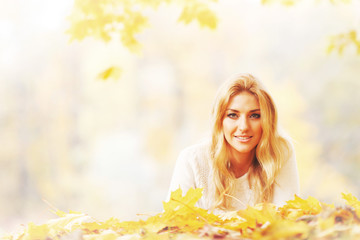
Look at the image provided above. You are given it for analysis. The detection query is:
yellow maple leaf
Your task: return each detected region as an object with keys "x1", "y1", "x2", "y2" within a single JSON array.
[
  {"x1": 178, "y1": 2, "x2": 218, "y2": 29},
  {"x1": 97, "y1": 66, "x2": 122, "y2": 81},
  {"x1": 197, "y1": 7, "x2": 217, "y2": 29},
  {"x1": 261, "y1": 0, "x2": 298, "y2": 6},
  {"x1": 22, "y1": 222, "x2": 49, "y2": 240},
  {"x1": 280, "y1": 195, "x2": 322, "y2": 220},
  {"x1": 120, "y1": 32, "x2": 142, "y2": 54},
  {"x1": 81, "y1": 217, "x2": 123, "y2": 232},
  {"x1": 235, "y1": 203, "x2": 279, "y2": 231},
  {"x1": 342, "y1": 193, "x2": 360, "y2": 217},
  {"x1": 85, "y1": 229, "x2": 118, "y2": 240},
  {"x1": 253, "y1": 219, "x2": 309, "y2": 240},
  {"x1": 160, "y1": 187, "x2": 206, "y2": 228},
  {"x1": 10, "y1": 191, "x2": 360, "y2": 240},
  {"x1": 146, "y1": 188, "x2": 219, "y2": 233},
  {"x1": 117, "y1": 220, "x2": 146, "y2": 235},
  {"x1": 163, "y1": 188, "x2": 203, "y2": 213}
]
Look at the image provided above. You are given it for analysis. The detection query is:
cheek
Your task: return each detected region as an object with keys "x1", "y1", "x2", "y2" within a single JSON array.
[
  {"x1": 257, "y1": 123, "x2": 263, "y2": 136},
  {"x1": 222, "y1": 118, "x2": 233, "y2": 132},
  {"x1": 252, "y1": 121, "x2": 262, "y2": 136}
]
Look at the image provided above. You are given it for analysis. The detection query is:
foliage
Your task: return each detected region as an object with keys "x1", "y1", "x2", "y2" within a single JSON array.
[
  {"x1": 262, "y1": 0, "x2": 359, "y2": 56},
  {"x1": 67, "y1": 0, "x2": 218, "y2": 80},
  {"x1": 4, "y1": 188, "x2": 360, "y2": 240},
  {"x1": 327, "y1": 30, "x2": 360, "y2": 55},
  {"x1": 67, "y1": 0, "x2": 218, "y2": 52},
  {"x1": 262, "y1": 0, "x2": 352, "y2": 5},
  {"x1": 66, "y1": 0, "x2": 359, "y2": 80},
  {"x1": 262, "y1": 0, "x2": 301, "y2": 6}
]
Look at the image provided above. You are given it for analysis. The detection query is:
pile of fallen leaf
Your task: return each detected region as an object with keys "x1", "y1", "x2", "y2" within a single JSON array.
[{"x1": 3, "y1": 189, "x2": 360, "y2": 239}]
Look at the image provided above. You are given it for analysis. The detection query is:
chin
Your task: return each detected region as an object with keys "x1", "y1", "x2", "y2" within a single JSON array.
[{"x1": 233, "y1": 146, "x2": 254, "y2": 154}]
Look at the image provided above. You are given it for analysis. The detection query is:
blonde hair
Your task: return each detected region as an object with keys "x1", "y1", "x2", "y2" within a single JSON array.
[{"x1": 210, "y1": 73, "x2": 291, "y2": 210}]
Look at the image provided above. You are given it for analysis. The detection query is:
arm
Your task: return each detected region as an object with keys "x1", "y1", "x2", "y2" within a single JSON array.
[
  {"x1": 166, "y1": 147, "x2": 197, "y2": 201},
  {"x1": 272, "y1": 144, "x2": 300, "y2": 207}
]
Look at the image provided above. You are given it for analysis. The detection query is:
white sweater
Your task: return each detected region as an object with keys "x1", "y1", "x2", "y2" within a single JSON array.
[{"x1": 167, "y1": 140, "x2": 299, "y2": 211}]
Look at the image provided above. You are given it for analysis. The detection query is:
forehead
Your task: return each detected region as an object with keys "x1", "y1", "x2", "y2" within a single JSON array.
[{"x1": 227, "y1": 91, "x2": 260, "y2": 110}]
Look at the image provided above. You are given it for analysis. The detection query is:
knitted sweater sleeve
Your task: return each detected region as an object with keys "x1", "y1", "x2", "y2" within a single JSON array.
[
  {"x1": 272, "y1": 144, "x2": 300, "y2": 207},
  {"x1": 166, "y1": 147, "x2": 197, "y2": 201}
]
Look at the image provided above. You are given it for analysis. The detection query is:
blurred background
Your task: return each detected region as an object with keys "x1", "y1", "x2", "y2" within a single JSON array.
[{"x1": 1, "y1": 0, "x2": 360, "y2": 233}]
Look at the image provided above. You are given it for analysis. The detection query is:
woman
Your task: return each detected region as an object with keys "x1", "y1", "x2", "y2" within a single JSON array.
[{"x1": 167, "y1": 73, "x2": 299, "y2": 211}]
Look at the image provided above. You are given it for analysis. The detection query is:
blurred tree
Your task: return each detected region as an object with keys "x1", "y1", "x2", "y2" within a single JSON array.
[
  {"x1": 67, "y1": 0, "x2": 218, "y2": 46},
  {"x1": 67, "y1": 0, "x2": 360, "y2": 80},
  {"x1": 263, "y1": 0, "x2": 359, "y2": 55},
  {"x1": 273, "y1": 83, "x2": 358, "y2": 202},
  {"x1": 262, "y1": 0, "x2": 352, "y2": 5},
  {"x1": 66, "y1": 0, "x2": 218, "y2": 80},
  {"x1": 327, "y1": 30, "x2": 360, "y2": 55}
]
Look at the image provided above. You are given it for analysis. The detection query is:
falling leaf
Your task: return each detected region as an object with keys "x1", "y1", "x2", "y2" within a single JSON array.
[{"x1": 97, "y1": 66, "x2": 122, "y2": 81}]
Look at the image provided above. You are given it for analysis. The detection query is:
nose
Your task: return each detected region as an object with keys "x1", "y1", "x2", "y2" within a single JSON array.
[{"x1": 238, "y1": 116, "x2": 249, "y2": 132}]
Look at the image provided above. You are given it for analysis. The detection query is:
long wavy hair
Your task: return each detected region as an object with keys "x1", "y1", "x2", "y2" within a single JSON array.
[{"x1": 210, "y1": 73, "x2": 291, "y2": 210}]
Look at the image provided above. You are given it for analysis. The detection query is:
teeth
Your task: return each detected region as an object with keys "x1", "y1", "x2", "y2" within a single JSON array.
[{"x1": 236, "y1": 136, "x2": 251, "y2": 140}]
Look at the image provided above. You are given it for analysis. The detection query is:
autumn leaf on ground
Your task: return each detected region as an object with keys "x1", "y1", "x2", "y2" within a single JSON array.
[
  {"x1": 342, "y1": 193, "x2": 360, "y2": 217},
  {"x1": 21, "y1": 222, "x2": 50, "y2": 240},
  {"x1": 6, "y1": 190, "x2": 360, "y2": 240},
  {"x1": 163, "y1": 188, "x2": 202, "y2": 213},
  {"x1": 252, "y1": 219, "x2": 310, "y2": 240},
  {"x1": 280, "y1": 195, "x2": 322, "y2": 220},
  {"x1": 11, "y1": 213, "x2": 94, "y2": 240},
  {"x1": 235, "y1": 203, "x2": 279, "y2": 230},
  {"x1": 145, "y1": 188, "x2": 220, "y2": 233}
]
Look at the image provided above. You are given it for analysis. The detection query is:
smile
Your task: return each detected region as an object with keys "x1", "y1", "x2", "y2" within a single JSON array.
[{"x1": 234, "y1": 136, "x2": 252, "y2": 142}]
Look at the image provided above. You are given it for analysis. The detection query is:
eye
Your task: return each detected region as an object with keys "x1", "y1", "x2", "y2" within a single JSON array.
[
  {"x1": 227, "y1": 113, "x2": 238, "y2": 119},
  {"x1": 250, "y1": 113, "x2": 261, "y2": 119}
]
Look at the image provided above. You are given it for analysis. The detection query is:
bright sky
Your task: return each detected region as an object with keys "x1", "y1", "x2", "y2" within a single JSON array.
[{"x1": 0, "y1": 0, "x2": 73, "y2": 68}]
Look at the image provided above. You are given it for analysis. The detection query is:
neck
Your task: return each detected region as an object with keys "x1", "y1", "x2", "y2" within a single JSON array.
[{"x1": 229, "y1": 149, "x2": 255, "y2": 178}]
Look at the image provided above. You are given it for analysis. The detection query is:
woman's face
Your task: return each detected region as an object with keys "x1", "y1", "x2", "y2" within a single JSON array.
[{"x1": 222, "y1": 91, "x2": 263, "y2": 158}]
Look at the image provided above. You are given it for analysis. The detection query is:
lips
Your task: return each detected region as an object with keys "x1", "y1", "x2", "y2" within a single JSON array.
[{"x1": 234, "y1": 135, "x2": 252, "y2": 142}]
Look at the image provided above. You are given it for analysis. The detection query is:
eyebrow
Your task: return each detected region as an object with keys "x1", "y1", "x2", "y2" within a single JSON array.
[{"x1": 226, "y1": 108, "x2": 260, "y2": 113}]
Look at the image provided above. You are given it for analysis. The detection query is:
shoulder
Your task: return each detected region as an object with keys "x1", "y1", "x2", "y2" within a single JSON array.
[
  {"x1": 177, "y1": 139, "x2": 212, "y2": 168},
  {"x1": 179, "y1": 139, "x2": 211, "y2": 158},
  {"x1": 274, "y1": 133, "x2": 299, "y2": 188},
  {"x1": 277, "y1": 130, "x2": 296, "y2": 164}
]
